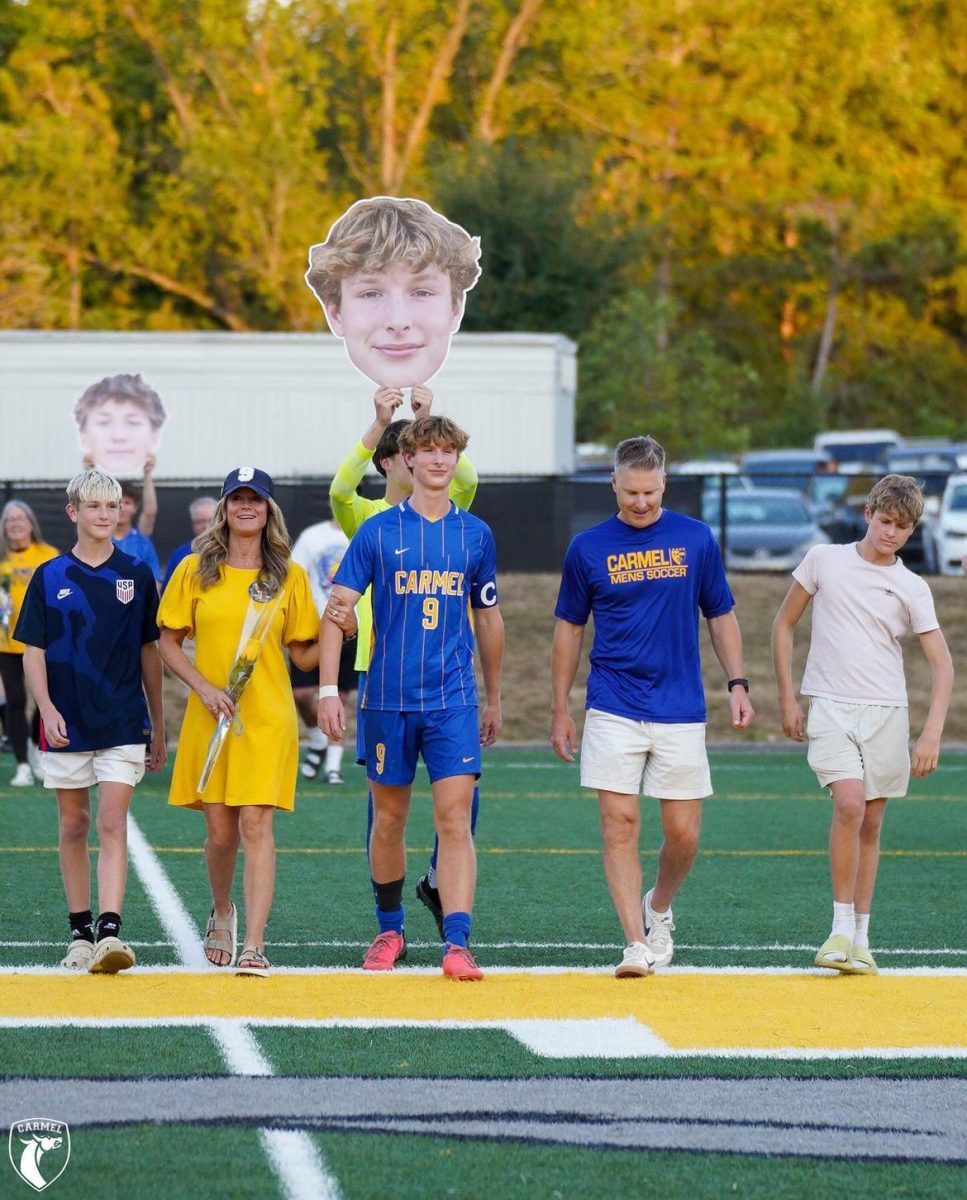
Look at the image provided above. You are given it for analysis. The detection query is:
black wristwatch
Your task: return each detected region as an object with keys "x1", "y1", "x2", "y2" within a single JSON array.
[{"x1": 727, "y1": 677, "x2": 750, "y2": 692}]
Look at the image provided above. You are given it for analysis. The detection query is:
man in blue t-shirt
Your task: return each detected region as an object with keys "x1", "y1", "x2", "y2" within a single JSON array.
[
  {"x1": 550, "y1": 435, "x2": 755, "y2": 979},
  {"x1": 318, "y1": 415, "x2": 504, "y2": 982},
  {"x1": 17, "y1": 468, "x2": 165, "y2": 976}
]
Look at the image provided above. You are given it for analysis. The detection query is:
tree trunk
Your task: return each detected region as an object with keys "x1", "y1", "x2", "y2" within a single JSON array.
[{"x1": 811, "y1": 266, "x2": 839, "y2": 396}]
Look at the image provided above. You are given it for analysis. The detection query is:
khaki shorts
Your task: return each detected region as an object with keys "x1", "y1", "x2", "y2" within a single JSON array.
[
  {"x1": 806, "y1": 697, "x2": 910, "y2": 800},
  {"x1": 42, "y1": 744, "x2": 147, "y2": 791},
  {"x1": 580, "y1": 708, "x2": 712, "y2": 799}
]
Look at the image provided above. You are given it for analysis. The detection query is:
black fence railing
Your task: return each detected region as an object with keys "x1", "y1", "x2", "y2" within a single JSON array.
[{"x1": 1, "y1": 476, "x2": 705, "y2": 575}]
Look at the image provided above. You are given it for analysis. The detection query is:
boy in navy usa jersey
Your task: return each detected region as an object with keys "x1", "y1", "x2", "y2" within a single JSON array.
[
  {"x1": 17, "y1": 469, "x2": 165, "y2": 973},
  {"x1": 318, "y1": 415, "x2": 503, "y2": 980}
]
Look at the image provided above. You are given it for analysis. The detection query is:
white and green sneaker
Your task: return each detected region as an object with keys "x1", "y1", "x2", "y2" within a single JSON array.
[{"x1": 643, "y1": 889, "x2": 675, "y2": 968}]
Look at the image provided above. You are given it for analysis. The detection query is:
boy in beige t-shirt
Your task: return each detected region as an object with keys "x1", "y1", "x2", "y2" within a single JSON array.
[{"x1": 772, "y1": 475, "x2": 953, "y2": 974}]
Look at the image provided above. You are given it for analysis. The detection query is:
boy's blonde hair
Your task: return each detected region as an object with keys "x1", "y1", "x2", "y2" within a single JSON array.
[
  {"x1": 306, "y1": 197, "x2": 481, "y2": 309},
  {"x1": 867, "y1": 474, "x2": 924, "y2": 524},
  {"x1": 67, "y1": 468, "x2": 122, "y2": 508},
  {"x1": 398, "y1": 414, "x2": 469, "y2": 457}
]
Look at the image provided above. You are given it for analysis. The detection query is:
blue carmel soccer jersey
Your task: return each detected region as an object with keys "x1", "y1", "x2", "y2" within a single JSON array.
[
  {"x1": 555, "y1": 510, "x2": 734, "y2": 723},
  {"x1": 15, "y1": 549, "x2": 160, "y2": 752},
  {"x1": 334, "y1": 500, "x2": 498, "y2": 712}
]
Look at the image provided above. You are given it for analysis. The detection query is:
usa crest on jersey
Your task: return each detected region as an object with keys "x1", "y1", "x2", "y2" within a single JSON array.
[{"x1": 116, "y1": 579, "x2": 135, "y2": 605}]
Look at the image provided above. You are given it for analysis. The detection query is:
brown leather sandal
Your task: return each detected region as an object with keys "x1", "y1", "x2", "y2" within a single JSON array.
[
  {"x1": 236, "y1": 945, "x2": 270, "y2": 978},
  {"x1": 203, "y1": 903, "x2": 237, "y2": 967}
]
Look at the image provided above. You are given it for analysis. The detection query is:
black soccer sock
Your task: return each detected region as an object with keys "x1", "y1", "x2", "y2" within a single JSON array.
[
  {"x1": 373, "y1": 878, "x2": 405, "y2": 913},
  {"x1": 69, "y1": 909, "x2": 95, "y2": 945},
  {"x1": 95, "y1": 911, "x2": 122, "y2": 941}
]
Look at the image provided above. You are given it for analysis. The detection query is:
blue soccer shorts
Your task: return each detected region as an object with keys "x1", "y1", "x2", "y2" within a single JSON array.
[{"x1": 363, "y1": 707, "x2": 481, "y2": 786}]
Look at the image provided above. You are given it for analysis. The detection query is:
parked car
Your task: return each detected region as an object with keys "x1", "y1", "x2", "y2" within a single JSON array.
[
  {"x1": 740, "y1": 449, "x2": 828, "y2": 492},
  {"x1": 703, "y1": 487, "x2": 829, "y2": 572},
  {"x1": 818, "y1": 474, "x2": 938, "y2": 574},
  {"x1": 935, "y1": 472, "x2": 967, "y2": 576},
  {"x1": 813, "y1": 429, "x2": 901, "y2": 473}
]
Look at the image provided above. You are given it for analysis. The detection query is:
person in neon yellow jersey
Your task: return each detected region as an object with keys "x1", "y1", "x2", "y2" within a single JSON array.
[{"x1": 328, "y1": 385, "x2": 478, "y2": 938}]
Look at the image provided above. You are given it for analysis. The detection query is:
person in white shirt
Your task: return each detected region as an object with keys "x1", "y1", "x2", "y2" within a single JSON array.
[
  {"x1": 772, "y1": 474, "x2": 953, "y2": 975},
  {"x1": 290, "y1": 512, "x2": 354, "y2": 784}
]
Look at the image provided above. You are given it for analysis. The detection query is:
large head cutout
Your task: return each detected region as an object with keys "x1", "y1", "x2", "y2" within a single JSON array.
[
  {"x1": 74, "y1": 374, "x2": 165, "y2": 478},
  {"x1": 306, "y1": 197, "x2": 481, "y2": 388}
]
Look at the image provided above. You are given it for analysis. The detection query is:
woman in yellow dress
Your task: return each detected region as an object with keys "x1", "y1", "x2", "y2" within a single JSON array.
[
  {"x1": 0, "y1": 501, "x2": 59, "y2": 787},
  {"x1": 159, "y1": 468, "x2": 318, "y2": 977}
]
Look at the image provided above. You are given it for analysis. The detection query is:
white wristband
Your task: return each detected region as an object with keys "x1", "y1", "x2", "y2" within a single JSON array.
[{"x1": 318, "y1": 685, "x2": 339, "y2": 700}]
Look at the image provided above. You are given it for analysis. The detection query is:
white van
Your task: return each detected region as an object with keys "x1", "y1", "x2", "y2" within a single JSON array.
[
  {"x1": 935, "y1": 472, "x2": 967, "y2": 576},
  {"x1": 813, "y1": 429, "x2": 902, "y2": 473}
]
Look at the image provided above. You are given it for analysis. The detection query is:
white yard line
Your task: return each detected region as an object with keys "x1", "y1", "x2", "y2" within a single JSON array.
[
  {"x1": 5, "y1": 962, "x2": 967, "y2": 977},
  {"x1": 3, "y1": 1015, "x2": 967, "y2": 1061},
  {"x1": 126, "y1": 814, "x2": 341, "y2": 1200},
  {"x1": 5, "y1": 937, "x2": 967, "y2": 956}
]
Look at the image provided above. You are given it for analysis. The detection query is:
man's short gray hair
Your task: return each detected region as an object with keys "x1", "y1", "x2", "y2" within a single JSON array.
[{"x1": 614, "y1": 436, "x2": 666, "y2": 474}]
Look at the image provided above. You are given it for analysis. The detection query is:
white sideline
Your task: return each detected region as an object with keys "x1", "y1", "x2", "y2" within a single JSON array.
[
  {"x1": 126, "y1": 814, "x2": 341, "y2": 1200},
  {"x1": 3, "y1": 1016, "x2": 967, "y2": 1061},
  {"x1": 6, "y1": 937, "x2": 967, "y2": 956}
]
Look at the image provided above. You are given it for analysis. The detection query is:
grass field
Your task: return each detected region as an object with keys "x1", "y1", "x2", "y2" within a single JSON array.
[{"x1": 1, "y1": 748, "x2": 965, "y2": 1199}]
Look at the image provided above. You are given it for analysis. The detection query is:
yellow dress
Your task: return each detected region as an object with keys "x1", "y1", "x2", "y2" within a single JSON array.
[{"x1": 159, "y1": 556, "x2": 318, "y2": 811}]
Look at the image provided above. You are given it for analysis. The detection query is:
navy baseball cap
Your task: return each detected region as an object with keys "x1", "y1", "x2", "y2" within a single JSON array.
[{"x1": 221, "y1": 466, "x2": 274, "y2": 500}]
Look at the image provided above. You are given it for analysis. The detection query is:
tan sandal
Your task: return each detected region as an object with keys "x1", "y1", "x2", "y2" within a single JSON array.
[
  {"x1": 236, "y1": 945, "x2": 270, "y2": 978},
  {"x1": 203, "y1": 903, "x2": 237, "y2": 967}
]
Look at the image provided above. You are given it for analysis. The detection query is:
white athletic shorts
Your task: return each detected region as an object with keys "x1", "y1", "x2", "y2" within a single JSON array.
[
  {"x1": 579, "y1": 708, "x2": 712, "y2": 799},
  {"x1": 42, "y1": 744, "x2": 147, "y2": 791},
  {"x1": 806, "y1": 697, "x2": 910, "y2": 800}
]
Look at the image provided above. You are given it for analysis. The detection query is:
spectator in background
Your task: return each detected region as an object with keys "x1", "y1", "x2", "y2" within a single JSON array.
[
  {"x1": 289, "y1": 509, "x2": 354, "y2": 785},
  {"x1": 162, "y1": 496, "x2": 219, "y2": 593},
  {"x1": 0, "y1": 500, "x2": 59, "y2": 787},
  {"x1": 112, "y1": 467, "x2": 161, "y2": 585}
]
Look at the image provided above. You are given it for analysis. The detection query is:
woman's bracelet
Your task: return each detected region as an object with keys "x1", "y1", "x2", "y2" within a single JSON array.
[{"x1": 317, "y1": 684, "x2": 340, "y2": 700}]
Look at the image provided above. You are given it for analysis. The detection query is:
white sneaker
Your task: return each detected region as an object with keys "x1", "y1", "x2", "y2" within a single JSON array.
[
  {"x1": 11, "y1": 763, "x2": 33, "y2": 787},
  {"x1": 27, "y1": 739, "x2": 44, "y2": 782},
  {"x1": 614, "y1": 941, "x2": 655, "y2": 978},
  {"x1": 325, "y1": 769, "x2": 345, "y2": 785},
  {"x1": 643, "y1": 889, "x2": 675, "y2": 968}
]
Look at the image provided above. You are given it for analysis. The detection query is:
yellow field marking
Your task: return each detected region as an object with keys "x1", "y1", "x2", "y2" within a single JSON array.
[{"x1": 1, "y1": 973, "x2": 964, "y2": 1051}]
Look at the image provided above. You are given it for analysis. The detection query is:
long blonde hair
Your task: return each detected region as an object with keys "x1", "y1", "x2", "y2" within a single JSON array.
[{"x1": 193, "y1": 496, "x2": 291, "y2": 594}]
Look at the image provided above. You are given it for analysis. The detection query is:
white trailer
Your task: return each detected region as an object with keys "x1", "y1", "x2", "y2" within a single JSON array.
[{"x1": 0, "y1": 330, "x2": 577, "y2": 481}]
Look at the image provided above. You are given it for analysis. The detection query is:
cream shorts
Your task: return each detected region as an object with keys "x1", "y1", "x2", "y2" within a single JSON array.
[
  {"x1": 806, "y1": 697, "x2": 910, "y2": 800},
  {"x1": 42, "y1": 744, "x2": 147, "y2": 791},
  {"x1": 580, "y1": 708, "x2": 712, "y2": 799}
]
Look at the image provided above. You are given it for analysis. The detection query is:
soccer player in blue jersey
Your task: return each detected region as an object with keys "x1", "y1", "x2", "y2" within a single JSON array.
[
  {"x1": 17, "y1": 469, "x2": 165, "y2": 974},
  {"x1": 318, "y1": 415, "x2": 503, "y2": 981},
  {"x1": 328, "y1": 384, "x2": 481, "y2": 938},
  {"x1": 550, "y1": 436, "x2": 755, "y2": 978}
]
